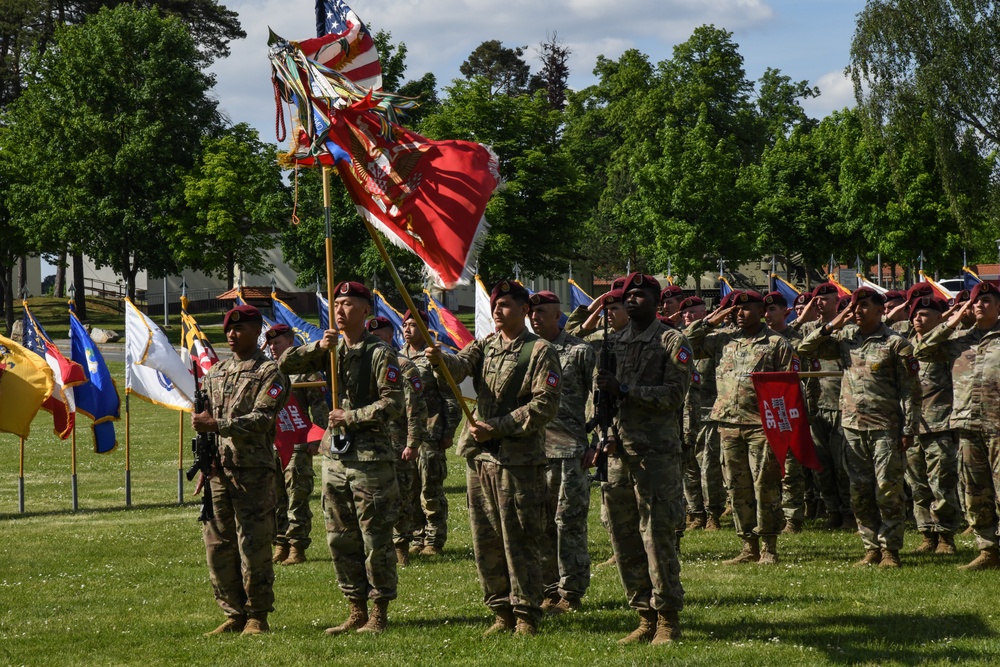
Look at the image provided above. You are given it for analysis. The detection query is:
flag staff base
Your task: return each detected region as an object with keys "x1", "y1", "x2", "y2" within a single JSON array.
[
  {"x1": 125, "y1": 394, "x2": 132, "y2": 509},
  {"x1": 125, "y1": 470, "x2": 132, "y2": 508},
  {"x1": 71, "y1": 428, "x2": 79, "y2": 512},
  {"x1": 19, "y1": 437, "x2": 25, "y2": 513},
  {"x1": 177, "y1": 411, "x2": 184, "y2": 505}
]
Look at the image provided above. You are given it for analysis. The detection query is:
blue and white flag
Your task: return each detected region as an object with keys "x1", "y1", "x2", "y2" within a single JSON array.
[
  {"x1": 317, "y1": 291, "x2": 330, "y2": 330},
  {"x1": 372, "y1": 289, "x2": 406, "y2": 350},
  {"x1": 272, "y1": 295, "x2": 324, "y2": 345}
]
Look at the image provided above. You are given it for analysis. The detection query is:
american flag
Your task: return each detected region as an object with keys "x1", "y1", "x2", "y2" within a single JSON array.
[
  {"x1": 297, "y1": 0, "x2": 382, "y2": 92},
  {"x1": 22, "y1": 304, "x2": 86, "y2": 439}
]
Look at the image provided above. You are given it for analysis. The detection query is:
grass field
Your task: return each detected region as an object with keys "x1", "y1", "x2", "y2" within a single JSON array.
[{"x1": 2, "y1": 362, "x2": 1000, "y2": 665}]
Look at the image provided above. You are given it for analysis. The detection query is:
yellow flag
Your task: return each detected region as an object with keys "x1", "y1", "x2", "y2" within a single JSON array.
[{"x1": 0, "y1": 334, "x2": 55, "y2": 438}]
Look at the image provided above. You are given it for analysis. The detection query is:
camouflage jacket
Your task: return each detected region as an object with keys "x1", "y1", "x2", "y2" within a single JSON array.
[
  {"x1": 687, "y1": 321, "x2": 796, "y2": 426},
  {"x1": 280, "y1": 334, "x2": 404, "y2": 462},
  {"x1": 402, "y1": 342, "x2": 462, "y2": 445},
  {"x1": 906, "y1": 330, "x2": 953, "y2": 434},
  {"x1": 799, "y1": 323, "x2": 921, "y2": 435},
  {"x1": 792, "y1": 319, "x2": 843, "y2": 412},
  {"x1": 387, "y1": 355, "x2": 430, "y2": 454},
  {"x1": 545, "y1": 329, "x2": 596, "y2": 458},
  {"x1": 203, "y1": 351, "x2": 290, "y2": 469},
  {"x1": 437, "y1": 328, "x2": 561, "y2": 466},
  {"x1": 604, "y1": 319, "x2": 692, "y2": 456},
  {"x1": 913, "y1": 321, "x2": 1000, "y2": 432}
]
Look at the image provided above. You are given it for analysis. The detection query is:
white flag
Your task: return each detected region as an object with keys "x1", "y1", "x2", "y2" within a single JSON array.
[
  {"x1": 856, "y1": 275, "x2": 888, "y2": 295},
  {"x1": 474, "y1": 276, "x2": 495, "y2": 340},
  {"x1": 124, "y1": 298, "x2": 194, "y2": 411}
]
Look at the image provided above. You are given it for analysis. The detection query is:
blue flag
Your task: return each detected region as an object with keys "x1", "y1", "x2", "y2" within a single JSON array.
[
  {"x1": 963, "y1": 267, "x2": 982, "y2": 291},
  {"x1": 69, "y1": 306, "x2": 119, "y2": 453},
  {"x1": 317, "y1": 291, "x2": 330, "y2": 330},
  {"x1": 372, "y1": 290, "x2": 406, "y2": 350},
  {"x1": 272, "y1": 296, "x2": 324, "y2": 345},
  {"x1": 720, "y1": 276, "x2": 733, "y2": 299},
  {"x1": 568, "y1": 279, "x2": 592, "y2": 311},
  {"x1": 772, "y1": 275, "x2": 800, "y2": 324}
]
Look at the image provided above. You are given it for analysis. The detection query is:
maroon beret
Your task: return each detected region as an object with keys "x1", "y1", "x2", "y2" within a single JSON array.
[
  {"x1": 763, "y1": 291, "x2": 788, "y2": 307},
  {"x1": 837, "y1": 295, "x2": 852, "y2": 312},
  {"x1": 813, "y1": 283, "x2": 839, "y2": 296},
  {"x1": 623, "y1": 272, "x2": 661, "y2": 294},
  {"x1": 490, "y1": 279, "x2": 531, "y2": 308},
  {"x1": 265, "y1": 323, "x2": 293, "y2": 340},
  {"x1": 906, "y1": 283, "x2": 934, "y2": 302},
  {"x1": 794, "y1": 291, "x2": 812, "y2": 307},
  {"x1": 334, "y1": 281, "x2": 373, "y2": 304},
  {"x1": 909, "y1": 296, "x2": 947, "y2": 320},
  {"x1": 884, "y1": 290, "x2": 906, "y2": 303},
  {"x1": 660, "y1": 284, "x2": 684, "y2": 302},
  {"x1": 851, "y1": 286, "x2": 885, "y2": 307},
  {"x1": 971, "y1": 281, "x2": 999, "y2": 302},
  {"x1": 223, "y1": 304, "x2": 262, "y2": 332},
  {"x1": 734, "y1": 290, "x2": 764, "y2": 305},
  {"x1": 603, "y1": 289, "x2": 624, "y2": 306},
  {"x1": 680, "y1": 296, "x2": 705, "y2": 311},
  {"x1": 719, "y1": 290, "x2": 740, "y2": 309},
  {"x1": 402, "y1": 309, "x2": 428, "y2": 323},
  {"x1": 611, "y1": 276, "x2": 628, "y2": 291},
  {"x1": 529, "y1": 290, "x2": 561, "y2": 307},
  {"x1": 949, "y1": 289, "x2": 971, "y2": 307},
  {"x1": 366, "y1": 316, "x2": 393, "y2": 332}
]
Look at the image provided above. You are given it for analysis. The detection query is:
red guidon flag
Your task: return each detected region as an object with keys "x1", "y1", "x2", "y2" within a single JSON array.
[
  {"x1": 750, "y1": 372, "x2": 822, "y2": 476},
  {"x1": 274, "y1": 393, "x2": 324, "y2": 468}
]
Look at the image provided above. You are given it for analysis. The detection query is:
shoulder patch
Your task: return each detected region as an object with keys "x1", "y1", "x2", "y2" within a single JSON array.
[
  {"x1": 791, "y1": 357, "x2": 801, "y2": 373},
  {"x1": 691, "y1": 370, "x2": 702, "y2": 385},
  {"x1": 409, "y1": 375, "x2": 423, "y2": 392},
  {"x1": 810, "y1": 358, "x2": 821, "y2": 372},
  {"x1": 267, "y1": 382, "x2": 283, "y2": 399},
  {"x1": 907, "y1": 356, "x2": 920, "y2": 374},
  {"x1": 546, "y1": 370, "x2": 561, "y2": 388},
  {"x1": 386, "y1": 364, "x2": 400, "y2": 384},
  {"x1": 676, "y1": 346, "x2": 692, "y2": 364}
]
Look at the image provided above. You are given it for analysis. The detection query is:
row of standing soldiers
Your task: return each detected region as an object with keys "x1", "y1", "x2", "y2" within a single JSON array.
[{"x1": 188, "y1": 272, "x2": 1000, "y2": 644}]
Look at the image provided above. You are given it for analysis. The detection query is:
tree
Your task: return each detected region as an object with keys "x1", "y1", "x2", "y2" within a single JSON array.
[
  {"x1": 173, "y1": 123, "x2": 290, "y2": 289},
  {"x1": 460, "y1": 40, "x2": 531, "y2": 97},
  {"x1": 529, "y1": 33, "x2": 571, "y2": 109},
  {"x1": 2, "y1": 5, "x2": 219, "y2": 299},
  {"x1": 0, "y1": 142, "x2": 34, "y2": 333}
]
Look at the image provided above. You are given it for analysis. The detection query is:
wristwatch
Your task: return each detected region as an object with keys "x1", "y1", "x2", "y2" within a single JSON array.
[{"x1": 619, "y1": 383, "x2": 630, "y2": 396}]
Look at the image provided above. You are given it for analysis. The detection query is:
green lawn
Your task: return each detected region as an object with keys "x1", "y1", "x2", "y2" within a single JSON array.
[{"x1": 2, "y1": 363, "x2": 999, "y2": 665}]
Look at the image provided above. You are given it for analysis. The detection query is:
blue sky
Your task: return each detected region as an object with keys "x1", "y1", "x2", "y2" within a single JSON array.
[{"x1": 209, "y1": 0, "x2": 867, "y2": 143}]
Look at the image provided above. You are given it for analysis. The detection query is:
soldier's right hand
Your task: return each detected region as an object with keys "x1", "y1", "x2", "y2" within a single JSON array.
[
  {"x1": 707, "y1": 305, "x2": 735, "y2": 327},
  {"x1": 946, "y1": 299, "x2": 972, "y2": 329},
  {"x1": 589, "y1": 293, "x2": 611, "y2": 312},
  {"x1": 582, "y1": 447, "x2": 599, "y2": 469}
]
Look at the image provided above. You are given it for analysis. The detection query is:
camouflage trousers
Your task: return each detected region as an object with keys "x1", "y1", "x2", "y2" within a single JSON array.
[
  {"x1": 957, "y1": 429, "x2": 1000, "y2": 551},
  {"x1": 604, "y1": 452, "x2": 685, "y2": 612},
  {"x1": 684, "y1": 420, "x2": 726, "y2": 516},
  {"x1": 322, "y1": 458, "x2": 400, "y2": 601},
  {"x1": 204, "y1": 466, "x2": 276, "y2": 618},
  {"x1": 782, "y1": 450, "x2": 806, "y2": 525},
  {"x1": 719, "y1": 424, "x2": 783, "y2": 538},
  {"x1": 412, "y1": 444, "x2": 449, "y2": 549},
  {"x1": 810, "y1": 409, "x2": 852, "y2": 515},
  {"x1": 275, "y1": 449, "x2": 315, "y2": 549},
  {"x1": 540, "y1": 457, "x2": 591, "y2": 602},
  {"x1": 273, "y1": 451, "x2": 289, "y2": 545},
  {"x1": 467, "y1": 459, "x2": 545, "y2": 622},
  {"x1": 843, "y1": 428, "x2": 906, "y2": 552},
  {"x1": 393, "y1": 457, "x2": 421, "y2": 548},
  {"x1": 905, "y1": 431, "x2": 960, "y2": 535}
]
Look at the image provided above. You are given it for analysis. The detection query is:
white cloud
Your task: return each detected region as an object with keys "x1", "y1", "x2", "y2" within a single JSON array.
[{"x1": 802, "y1": 68, "x2": 856, "y2": 120}]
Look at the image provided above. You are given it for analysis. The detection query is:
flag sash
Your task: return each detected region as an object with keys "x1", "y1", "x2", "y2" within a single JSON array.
[{"x1": 750, "y1": 372, "x2": 822, "y2": 475}]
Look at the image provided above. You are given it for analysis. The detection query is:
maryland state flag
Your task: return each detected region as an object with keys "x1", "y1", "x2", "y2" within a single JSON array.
[
  {"x1": 180, "y1": 296, "x2": 220, "y2": 380},
  {"x1": 750, "y1": 372, "x2": 822, "y2": 475},
  {"x1": 0, "y1": 334, "x2": 54, "y2": 438}
]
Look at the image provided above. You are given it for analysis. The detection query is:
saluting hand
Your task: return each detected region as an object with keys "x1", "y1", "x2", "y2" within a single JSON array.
[
  {"x1": 706, "y1": 305, "x2": 736, "y2": 327},
  {"x1": 946, "y1": 299, "x2": 972, "y2": 329},
  {"x1": 829, "y1": 304, "x2": 855, "y2": 330}
]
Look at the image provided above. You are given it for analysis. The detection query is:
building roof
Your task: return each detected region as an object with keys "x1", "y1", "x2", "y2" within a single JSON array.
[{"x1": 216, "y1": 286, "x2": 294, "y2": 301}]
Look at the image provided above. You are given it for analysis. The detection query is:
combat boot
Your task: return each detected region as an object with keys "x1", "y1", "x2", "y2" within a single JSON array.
[
  {"x1": 395, "y1": 546, "x2": 409, "y2": 567},
  {"x1": 879, "y1": 548, "x2": 901, "y2": 568},
  {"x1": 282, "y1": 546, "x2": 306, "y2": 566},
  {"x1": 514, "y1": 615, "x2": 537, "y2": 636},
  {"x1": 914, "y1": 532, "x2": 939, "y2": 553},
  {"x1": 959, "y1": 547, "x2": 1000, "y2": 571},
  {"x1": 823, "y1": 512, "x2": 843, "y2": 530},
  {"x1": 841, "y1": 513, "x2": 858, "y2": 532},
  {"x1": 704, "y1": 512, "x2": 722, "y2": 532},
  {"x1": 651, "y1": 610, "x2": 681, "y2": 645},
  {"x1": 853, "y1": 549, "x2": 882, "y2": 567},
  {"x1": 540, "y1": 596, "x2": 560, "y2": 614},
  {"x1": 408, "y1": 543, "x2": 423, "y2": 556},
  {"x1": 962, "y1": 525, "x2": 975, "y2": 535},
  {"x1": 550, "y1": 597, "x2": 581, "y2": 615},
  {"x1": 936, "y1": 533, "x2": 957, "y2": 555},
  {"x1": 597, "y1": 554, "x2": 617, "y2": 568},
  {"x1": 420, "y1": 545, "x2": 442, "y2": 557},
  {"x1": 272, "y1": 544, "x2": 289, "y2": 564},
  {"x1": 483, "y1": 608, "x2": 516, "y2": 637},
  {"x1": 758, "y1": 536, "x2": 779, "y2": 565},
  {"x1": 686, "y1": 512, "x2": 706, "y2": 531},
  {"x1": 242, "y1": 614, "x2": 269, "y2": 635},
  {"x1": 722, "y1": 537, "x2": 760, "y2": 565},
  {"x1": 617, "y1": 609, "x2": 658, "y2": 645},
  {"x1": 204, "y1": 615, "x2": 246, "y2": 636},
  {"x1": 781, "y1": 520, "x2": 802, "y2": 535},
  {"x1": 357, "y1": 599, "x2": 388, "y2": 634},
  {"x1": 325, "y1": 599, "x2": 368, "y2": 635}
]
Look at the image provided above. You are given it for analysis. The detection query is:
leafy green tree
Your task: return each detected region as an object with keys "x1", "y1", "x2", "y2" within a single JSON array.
[
  {"x1": 173, "y1": 123, "x2": 290, "y2": 289},
  {"x1": 0, "y1": 142, "x2": 35, "y2": 333},
  {"x1": 2, "y1": 5, "x2": 218, "y2": 299},
  {"x1": 459, "y1": 40, "x2": 532, "y2": 97}
]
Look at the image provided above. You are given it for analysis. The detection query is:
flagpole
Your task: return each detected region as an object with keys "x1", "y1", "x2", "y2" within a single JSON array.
[
  {"x1": 71, "y1": 423, "x2": 79, "y2": 512},
  {"x1": 18, "y1": 437, "x2": 25, "y2": 513},
  {"x1": 322, "y1": 167, "x2": 343, "y2": 423},
  {"x1": 125, "y1": 393, "x2": 131, "y2": 508},
  {"x1": 357, "y1": 215, "x2": 476, "y2": 423},
  {"x1": 178, "y1": 410, "x2": 184, "y2": 505}
]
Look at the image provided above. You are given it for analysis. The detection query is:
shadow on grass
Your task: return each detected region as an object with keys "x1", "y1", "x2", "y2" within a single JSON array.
[
  {"x1": 0, "y1": 500, "x2": 194, "y2": 521},
  {"x1": 696, "y1": 612, "x2": 992, "y2": 663},
  {"x1": 395, "y1": 614, "x2": 489, "y2": 630}
]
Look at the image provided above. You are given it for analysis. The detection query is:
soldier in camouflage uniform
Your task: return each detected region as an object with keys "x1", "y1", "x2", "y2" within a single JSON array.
[
  {"x1": 528, "y1": 291, "x2": 596, "y2": 615},
  {"x1": 762, "y1": 292, "x2": 807, "y2": 533},
  {"x1": 597, "y1": 272, "x2": 691, "y2": 646},
  {"x1": 904, "y1": 297, "x2": 960, "y2": 555},
  {"x1": 194, "y1": 304, "x2": 290, "y2": 636},
  {"x1": 428, "y1": 279, "x2": 561, "y2": 637},
  {"x1": 687, "y1": 290, "x2": 796, "y2": 565},
  {"x1": 401, "y1": 309, "x2": 462, "y2": 557},
  {"x1": 799, "y1": 287, "x2": 921, "y2": 568},
  {"x1": 266, "y1": 324, "x2": 329, "y2": 567},
  {"x1": 792, "y1": 283, "x2": 855, "y2": 530},
  {"x1": 280, "y1": 281, "x2": 404, "y2": 634},
  {"x1": 914, "y1": 281, "x2": 1000, "y2": 570},
  {"x1": 367, "y1": 316, "x2": 429, "y2": 567}
]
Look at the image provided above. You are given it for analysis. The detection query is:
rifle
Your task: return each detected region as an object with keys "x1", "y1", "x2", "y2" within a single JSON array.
[
  {"x1": 585, "y1": 306, "x2": 620, "y2": 482},
  {"x1": 186, "y1": 357, "x2": 217, "y2": 522}
]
